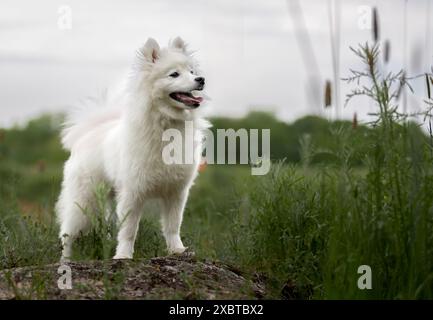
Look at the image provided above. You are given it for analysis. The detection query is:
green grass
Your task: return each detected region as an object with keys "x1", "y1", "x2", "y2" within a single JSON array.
[{"x1": 1, "y1": 156, "x2": 433, "y2": 299}]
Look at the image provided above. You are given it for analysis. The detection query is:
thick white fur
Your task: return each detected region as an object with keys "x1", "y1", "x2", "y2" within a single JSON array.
[{"x1": 56, "y1": 37, "x2": 210, "y2": 260}]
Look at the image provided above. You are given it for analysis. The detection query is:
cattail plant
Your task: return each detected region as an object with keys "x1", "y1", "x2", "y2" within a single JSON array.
[
  {"x1": 324, "y1": 80, "x2": 332, "y2": 108},
  {"x1": 352, "y1": 112, "x2": 358, "y2": 129},
  {"x1": 383, "y1": 40, "x2": 390, "y2": 64},
  {"x1": 372, "y1": 7, "x2": 379, "y2": 42},
  {"x1": 339, "y1": 5, "x2": 433, "y2": 299}
]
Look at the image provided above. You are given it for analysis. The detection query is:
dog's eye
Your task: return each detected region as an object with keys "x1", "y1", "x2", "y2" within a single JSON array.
[
  {"x1": 169, "y1": 72, "x2": 179, "y2": 78},
  {"x1": 190, "y1": 70, "x2": 194, "y2": 74}
]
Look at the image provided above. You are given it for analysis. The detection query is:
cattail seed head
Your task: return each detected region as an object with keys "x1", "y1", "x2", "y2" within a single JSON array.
[
  {"x1": 372, "y1": 7, "x2": 379, "y2": 42},
  {"x1": 352, "y1": 112, "x2": 358, "y2": 129},
  {"x1": 384, "y1": 40, "x2": 390, "y2": 64},
  {"x1": 426, "y1": 73, "x2": 432, "y2": 100},
  {"x1": 324, "y1": 80, "x2": 332, "y2": 108}
]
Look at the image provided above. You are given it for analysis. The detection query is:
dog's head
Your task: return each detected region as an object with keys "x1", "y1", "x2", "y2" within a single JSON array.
[{"x1": 134, "y1": 37, "x2": 206, "y2": 119}]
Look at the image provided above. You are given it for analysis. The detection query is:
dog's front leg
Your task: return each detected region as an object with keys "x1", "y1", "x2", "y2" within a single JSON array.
[
  {"x1": 113, "y1": 192, "x2": 143, "y2": 259},
  {"x1": 160, "y1": 190, "x2": 188, "y2": 254}
]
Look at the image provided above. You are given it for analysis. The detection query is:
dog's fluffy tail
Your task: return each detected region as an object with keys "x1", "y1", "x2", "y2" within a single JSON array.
[{"x1": 61, "y1": 91, "x2": 122, "y2": 151}]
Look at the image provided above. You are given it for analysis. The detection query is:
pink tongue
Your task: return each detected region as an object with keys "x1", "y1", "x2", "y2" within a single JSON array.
[{"x1": 176, "y1": 93, "x2": 203, "y2": 105}]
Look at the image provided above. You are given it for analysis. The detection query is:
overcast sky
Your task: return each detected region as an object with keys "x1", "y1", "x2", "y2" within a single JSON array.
[{"x1": 0, "y1": 0, "x2": 432, "y2": 127}]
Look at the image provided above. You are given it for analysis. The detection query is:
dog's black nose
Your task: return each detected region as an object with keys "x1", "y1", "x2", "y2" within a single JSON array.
[{"x1": 195, "y1": 77, "x2": 205, "y2": 84}]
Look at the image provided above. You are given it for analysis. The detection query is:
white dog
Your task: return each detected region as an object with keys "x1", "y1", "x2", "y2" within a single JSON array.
[{"x1": 56, "y1": 37, "x2": 209, "y2": 261}]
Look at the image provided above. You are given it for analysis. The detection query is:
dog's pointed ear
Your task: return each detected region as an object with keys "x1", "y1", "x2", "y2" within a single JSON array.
[
  {"x1": 171, "y1": 36, "x2": 187, "y2": 52},
  {"x1": 140, "y1": 38, "x2": 160, "y2": 63}
]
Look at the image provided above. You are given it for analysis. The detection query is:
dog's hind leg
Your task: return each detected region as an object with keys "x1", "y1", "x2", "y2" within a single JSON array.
[
  {"x1": 160, "y1": 190, "x2": 188, "y2": 255},
  {"x1": 57, "y1": 175, "x2": 93, "y2": 261},
  {"x1": 58, "y1": 202, "x2": 91, "y2": 261},
  {"x1": 59, "y1": 207, "x2": 90, "y2": 262},
  {"x1": 113, "y1": 192, "x2": 144, "y2": 259}
]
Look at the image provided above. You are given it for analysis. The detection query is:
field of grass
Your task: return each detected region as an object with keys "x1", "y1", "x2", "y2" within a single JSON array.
[
  {"x1": 1, "y1": 142, "x2": 433, "y2": 299},
  {"x1": 1, "y1": 41, "x2": 433, "y2": 299}
]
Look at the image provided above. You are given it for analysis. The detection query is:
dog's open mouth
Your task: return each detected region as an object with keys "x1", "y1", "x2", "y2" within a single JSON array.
[{"x1": 170, "y1": 92, "x2": 203, "y2": 108}]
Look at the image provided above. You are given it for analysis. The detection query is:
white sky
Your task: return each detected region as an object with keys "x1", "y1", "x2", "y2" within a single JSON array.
[{"x1": 0, "y1": 0, "x2": 432, "y2": 127}]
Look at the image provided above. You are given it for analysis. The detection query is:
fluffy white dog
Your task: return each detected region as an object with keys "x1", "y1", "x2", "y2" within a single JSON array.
[{"x1": 56, "y1": 37, "x2": 209, "y2": 261}]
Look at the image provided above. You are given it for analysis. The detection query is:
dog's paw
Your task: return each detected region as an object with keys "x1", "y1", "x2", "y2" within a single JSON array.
[
  {"x1": 168, "y1": 246, "x2": 187, "y2": 255},
  {"x1": 113, "y1": 254, "x2": 133, "y2": 260}
]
